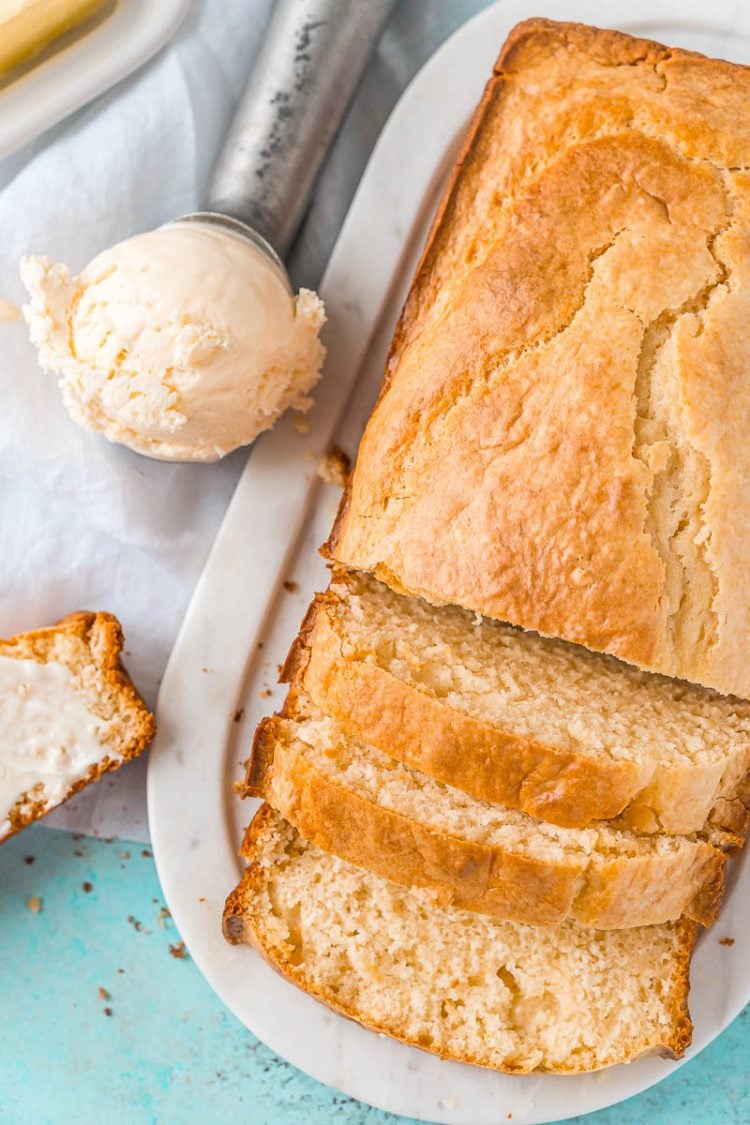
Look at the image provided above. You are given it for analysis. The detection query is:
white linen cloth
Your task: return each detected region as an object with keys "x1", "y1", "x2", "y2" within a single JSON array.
[{"x1": 0, "y1": 0, "x2": 487, "y2": 842}]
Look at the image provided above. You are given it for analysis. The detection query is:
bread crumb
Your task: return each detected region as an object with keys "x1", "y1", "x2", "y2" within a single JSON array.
[
  {"x1": 82, "y1": 881, "x2": 93, "y2": 893},
  {"x1": 439, "y1": 1094, "x2": 459, "y2": 1109},
  {"x1": 24, "y1": 855, "x2": 35, "y2": 865},
  {"x1": 127, "y1": 915, "x2": 144, "y2": 933},
  {"x1": 141, "y1": 849, "x2": 152, "y2": 858},
  {"x1": 316, "y1": 446, "x2": 351, "y2": 487},
  {"x1": 169, "y1": 941, "x2": 188, "y2": 959},
  {"x1": 27, "y1": 895, "x2": 42, "y2": 913},
  {"x1": 260, "y1": 688, "x2": 273, "y2": 699},
  {"x1": 157, "y1": 907, "x2": 171, "y2": 927},
  {"x1": 98, "y1": 987, "x2": 110, "y2": 1001},
  {"x1": 719, "y1": 937, "x2": 735, "y2": 946},
  {"x1": 293, "y1": 414, "x2": 312, "y2": 434},
  {"x1": 233, "y1": 708, "x2": 244, "y2": 724},
  {"x1": 103, "y1": 1007, "x2": 113, "y2": 1017},
  {"x1": 198, "y1": 896, "x2": 206, "y2": 903},
  {"x1": 283, "y1": 580, "x2": 299, "y2": 594},
  {"x1": 119, "y1": 851, "x2": 129, "y2": 860}
]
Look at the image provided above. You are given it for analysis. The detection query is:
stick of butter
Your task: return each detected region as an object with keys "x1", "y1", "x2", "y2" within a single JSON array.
[{"x1": 0, "y1": 0, "x2": 108, "y2": 75}]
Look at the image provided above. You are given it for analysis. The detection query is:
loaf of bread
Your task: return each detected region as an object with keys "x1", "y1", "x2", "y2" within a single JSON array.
[
  {"x1": 225, "y1": 18, "x2": 750, "y2": 1077},
  {"x1": 286, "y1": 569, "x2": 750, "y2": 838},
  {"x1": 247, "y1": 700, "x2": 725, "y2": 928},
  {"x1": 327, "y1": 18, "x2": 750, "y2": 699},
  {"x1": 0, "y1": 611, "x2": 154, "y2": 842},
  {"x1": 224, "y1": 805, "x2": 698, "y2": 1073}
]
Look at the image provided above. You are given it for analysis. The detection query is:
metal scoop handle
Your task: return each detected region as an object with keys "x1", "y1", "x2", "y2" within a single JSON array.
[{"x1": 205, "y1": 0, "x2": 395, "y2": 257}]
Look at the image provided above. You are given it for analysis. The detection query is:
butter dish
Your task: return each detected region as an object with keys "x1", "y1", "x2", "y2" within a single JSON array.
[{"x1": 0, "y1": 0, "x2": 189, "y2": 159}]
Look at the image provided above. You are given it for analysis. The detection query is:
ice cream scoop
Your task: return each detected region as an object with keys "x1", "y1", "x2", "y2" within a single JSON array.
[{"x1": 21, "y1": 0, "x2": 395, "y2": 461}]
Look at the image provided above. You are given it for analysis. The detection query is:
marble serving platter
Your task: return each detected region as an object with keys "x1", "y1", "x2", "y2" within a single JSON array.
[{"x1": 148, "y1": 2, "x2": 750, "y2": 1121}]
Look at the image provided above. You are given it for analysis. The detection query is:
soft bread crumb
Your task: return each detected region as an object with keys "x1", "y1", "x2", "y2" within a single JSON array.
[
  {"x1": 225, "y1": 808, "x2": 696, "y2": 1073},
  {"x1": 328, "y1": 572, "x2": 750, "y2": 768},
  {"x1": 317, "y1": 447, "x2": 351, "y2": 487}
]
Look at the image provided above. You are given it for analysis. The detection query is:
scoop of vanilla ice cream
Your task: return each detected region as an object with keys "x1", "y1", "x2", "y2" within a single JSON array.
[{"x1": 20, "y1": 222, "x2": 326, "y2": 461}]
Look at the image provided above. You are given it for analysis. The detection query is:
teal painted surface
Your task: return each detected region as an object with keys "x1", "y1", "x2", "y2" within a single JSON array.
[{"x1": 0, "y1": 825, "x2": 748, "y2": 1125}]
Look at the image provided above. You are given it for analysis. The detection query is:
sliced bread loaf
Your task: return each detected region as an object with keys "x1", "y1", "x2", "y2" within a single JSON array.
[
  {"x1": 0, "y1": 611, "x2": 155, "y2": 842},
  {"x1": 284, "y1": 569, "x2": 750, "y2": 840},
  {"x1": 246, "y1": 702, "x2": 725, "y2": 928},
  {"x1": 224, "y1": 805, "x2": 698, "y2": 1073}
]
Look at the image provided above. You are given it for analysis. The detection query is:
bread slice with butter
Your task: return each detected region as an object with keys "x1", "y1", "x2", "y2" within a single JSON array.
[{"x1": 0, "y1": 610, "x2": 154, "y2": 842}]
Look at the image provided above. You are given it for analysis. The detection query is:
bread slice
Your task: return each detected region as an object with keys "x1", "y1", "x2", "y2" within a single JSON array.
[
  {"x1": 0, "y1": 611, "x2": 155, "y2": 842},
  {"x1": 246, "y1": 702, "x2": 725, "y2": 928},
  {"x1": 326, "y1": 19, "x2": 750, "y2": 700},
  {"x1": 224, "y1": 805, "x2": 698, "y2": 1073},
  {"x1": 285, "y1": 569, "x2": 750, "y2": 840}
]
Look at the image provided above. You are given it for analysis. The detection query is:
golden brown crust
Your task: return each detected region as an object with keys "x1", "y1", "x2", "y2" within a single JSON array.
[
  {"x1": 0, "y1": 611, "x2": 155, "y2": 843},
  {"x1": 323, "y1": 19, "x2": 671, "y2": 563},
  {"x1": 246, "y1": 714, "x2": 724, "y2": 929},
  {"x1": 244, "y1": 716, "x2": 277, "y2": 797},
  {"x1": 327, "y1": 19, "x2": 750, "y2": 698},
  {"x1": 708, "y1": 768, "x2": 750, "y2": 848},
  {"x1": 222, "y1": 805, "x2": 698, "y2": 1072}
]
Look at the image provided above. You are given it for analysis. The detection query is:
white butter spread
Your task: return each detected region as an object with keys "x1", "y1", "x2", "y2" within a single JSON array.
[{"x1": 0, "y1": 656, "x2": 114, "y2": 835}]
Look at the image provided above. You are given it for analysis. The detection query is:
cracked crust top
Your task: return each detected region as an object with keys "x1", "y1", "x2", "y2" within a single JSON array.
[{"x1": 327, "y1": 18, "x2": 750, "y2": 698}]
